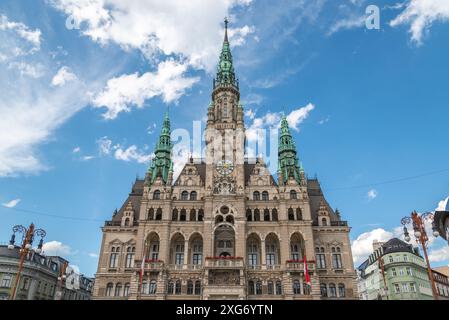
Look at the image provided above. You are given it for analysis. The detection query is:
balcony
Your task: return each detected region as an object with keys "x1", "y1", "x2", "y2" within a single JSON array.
[
  {"x1": 205, "y1": 257, "x2": 244, "y2": 269},
  {"x1": 286, "y1": 261, "x2": 315, "y2": 272},
  {"x1": 331, "y1": 221, "x2": 348, "y2": 227},
  {"x1": 135, "y1": 260, "x2": 164, "y2": 271}
]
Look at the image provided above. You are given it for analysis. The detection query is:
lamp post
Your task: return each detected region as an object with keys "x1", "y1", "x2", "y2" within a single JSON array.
[
  {"x1": 378, "y1": 256, "x2": 389, "y2": 300},
  {"x1": 400, "y1": 211, "x2": 440, "y2": 300},
  {"x1": 7, "y1": 223, "x2": 46, "y2": 300}
]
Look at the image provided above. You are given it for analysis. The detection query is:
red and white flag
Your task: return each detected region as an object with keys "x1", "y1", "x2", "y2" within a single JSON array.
[
  {"x1": 304, "y1": 255, "x2": 311, "y2": 285},
  {"x1": 139, "y1": 250, "x2": 146, "y2": 289}
]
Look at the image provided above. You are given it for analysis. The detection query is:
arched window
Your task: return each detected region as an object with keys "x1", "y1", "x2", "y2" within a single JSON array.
[
  {"x1": 172, "y1": 209, "x2": 178, "y2": 221},
  {"x1": 181, "y1": 191, "x2": 189, "y2": 201},
  {"x1": 254, "y1": 209, "x2": 260, "y2": 221},
  {"x1": 320, "y1": 283, "x2": 328, "y2": 297},
  {"x1": 329, "y1": 283, "x2": 337, "y2": 298},
  {"x1": 124, "y1": 218, "x2": 130, "y2": 226},
  {"x1": 148, "y1": 208, "x2": 154, "y2": 220},
  {"x1": 267, "y1": 281, "x2": 274, "y2": 295},
  {"x1": 293, "y1": 280, "x2": 301, "y2": 295},
  {"x1": 248, "y1": 281, "x2": 255, "y2": 295},
  {"x1": 296, "y1": 208, "x2": 302, "y2": 220},
  {"x1": 290, "y1": 190, "x2": 297, "y2": 199},
  {"x1": 106, "y1": 283, "x2": 113, "y2": 297},
  {"x1": 264, "y1": 209, "x2": 270, "y2": 221},
  {"x1": 190, "y1": 209, "x2": 196, "y2": 221},
  {"x1": 262, "y1": 191, "x2": 269, "y2": 201},
  {"x1": 180, "y1": 209, "x2": 187, "y2": 221},
  {"x1": 288, "y1": 208, "x2": 295, "y2": 221},
  {"x1": 276, "y1": 281, "x2": 282, "y2": 295},
  {"x1": 332, "y1": 247, "x2": 343, "y2": 269},
  {"x1": 198, "y1": 209, "x2": 204, "y2": 221},
  {"x1": 247, "y1": 237, "x2": 259, "y2": 266},
  {"x1": 226, "y1": 215, "x2": 234, "y2": 224},
  {"x1": 153, "y1": 190, "x2": 161, "y2": 200},
  {"x1": 215, "y1": 215, "x2": 224, "y2": 224},
  {"x1": 155, "y1": 208, "x2": 162, "y2": 220},
  {"x1": 190, "y1": 191, "x2": 197, "y2": 201},
  {"x1": 114, "y1": 283, "x2": 122, "y2": 297},
  {"x1": 256, "y1": 280, "x2": 263, "y2": 295},
  {"x1": 167, "y1": 281, "x2": 174, "y2": 295},
  {"x1": 187, "y1": 280, "x2": 194, "y2": 295},
  {"x1": 124, "y1": 283, "x2": 130, "y2": 297},
  {"x1": 322, "y1": 217, "x2": 328, "y2": 226},
  {"x1": 195, "y1": 280, "x2": 201, "y2": 295},
  {"x1": 303, "y1": 281, "x2": 310, "y2": 295},
  {"x1": 246, "y1": 209, "x2": 252, "y2": 221},
  {"x1": 253, "y1": 191, "x2": 260, "y2": 201},
  {"x1": 272, "y1": 209, "x2": 278, "y2": 221},
  {"x1": 338, "y1": 283, "x2": 346, "y2": 298},
  {"x1": 149, "y1": 280, "x2": 157, "y2": 294},
  {"x1": 175, "y1": 280, "x2": 182, "y2": 295}
]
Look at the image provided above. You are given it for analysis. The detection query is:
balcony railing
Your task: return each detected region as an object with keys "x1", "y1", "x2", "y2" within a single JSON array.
[
  {"x1": 135, "y1": 260, "x2": 164, "y2": 271},
  {"x1": 331, "y1": 221, "x2": 348, "y2": 227},
  {"x1": 286, "y1": 261, "x2": 315, "y2": 272},
  {"x1": 205, "y1": 257, "x2": 244, "y2": 268}
]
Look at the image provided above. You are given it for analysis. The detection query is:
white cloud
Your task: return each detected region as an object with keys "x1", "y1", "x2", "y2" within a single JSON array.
[
  {"x1": 51, "y1": 66, "x2": 78, "y2": 87},
  {"x1": 351, "y1": 228, "x2": 394, "y2": 265},
  {"x1": 318, "y1": 116, "x2": 330, "y2": 125},
  {"x1": 367, "y1": 189, "x2": 378, "y2": 200},
  {"x1": 328, "y1": 15, "x2": 366, "y2": 36},
  {"x1": 48, "y1": 0, "x2": 253, "y2": 72},
  {"x1": 2, "y1": 198, "x2": 21, "y2": 208},
  {"x1": 97, "y1": 136, "x2": 113, "y2": 155},
  {"x1": 88, "y1": 252, "x2": 99, "y2": 258},
  {"x1": 428, "y1": 246, "x2": 449, "y2": 263},
  {"x1": 0, "y1": 14, "x2": 41, "y2": 56},
  {"x1": 42, "y1": 241, "x2": 72, "y2": 256},
  {"x1": 114, "y1": 145, "x2": 153, "y2": 164},
  {"x1": 93, "y1": 60, "x2": 199, "y2": 119},
  {"x1": 7, "y1": 62, "x2": 45, "y2": 78},
  {"x1": 244, "y1": 108, "x2": 256, "y2": 120},
  {"x1": 390, "y1": 0, "x2": 449, "y2": 45},
  {"x1": 81, "y1": 155, "x2": 95, "y2": 161},
  {"x1": 245, "y1": 103, "x2": 315, "y2": 144},
  {"x1": 72, "y1": 147, "x2": 81, "y2": 153}
]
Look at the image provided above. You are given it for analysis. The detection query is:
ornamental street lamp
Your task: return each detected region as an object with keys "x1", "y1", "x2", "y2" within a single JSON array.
[
  {"x1": 7, "y1": 223, "x2": 46, "y2": 300},
  {"x1": 400, "y1": 211, "x2": 439, "y2": 300}
]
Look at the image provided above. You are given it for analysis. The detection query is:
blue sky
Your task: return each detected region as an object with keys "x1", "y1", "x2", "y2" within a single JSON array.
[{"x1": 1, "y1": 0, "x2": 449, "y2": 277}]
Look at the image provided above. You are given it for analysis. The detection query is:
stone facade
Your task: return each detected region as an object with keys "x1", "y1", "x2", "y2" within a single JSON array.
[{"x1": 92, "y1": 21, "x2": 358, "y2": 301}]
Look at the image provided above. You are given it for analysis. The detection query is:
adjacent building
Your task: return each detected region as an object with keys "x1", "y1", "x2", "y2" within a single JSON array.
[
  {"x1": 0, "y1": 245, "x2": 93, "y2": 300},
  {"x1": 432, "y1": 267, "x2": 449, "y2": 300},
  {"x1": 357, "y1": 238, "x2": 433, "y2": 300},
  {"x1": 93, "y1": 20, "x2": 358, "y2": 300}
]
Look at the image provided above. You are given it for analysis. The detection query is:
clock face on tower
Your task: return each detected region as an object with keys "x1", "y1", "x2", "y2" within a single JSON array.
[{"x1": 216, "y1": 160, "x2": 234, "y2": 176}]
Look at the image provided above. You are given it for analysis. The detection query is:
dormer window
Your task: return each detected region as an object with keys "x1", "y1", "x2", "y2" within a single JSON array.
[{"x1": 153, "y1": 190, "x2": 161, "y2": 200}]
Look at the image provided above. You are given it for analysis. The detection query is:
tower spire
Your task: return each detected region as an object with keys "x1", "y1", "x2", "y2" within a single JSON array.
[
  {"x1": 224, "y1": 17, "x2": 229, "y2": 43},
  {"x1": 278, "y1": 115, "x2": 302, "y2": 184}
]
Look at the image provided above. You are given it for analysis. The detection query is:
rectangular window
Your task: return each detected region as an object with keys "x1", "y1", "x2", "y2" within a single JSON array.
[
  {"x1": 1, "y1": 275, "x2": 12, "y2": 288},
  {"x1": 406, "y1": 267, "x2": 412, "y2": 276},
  {"x1": 175, "y1": 253, "x2": 184, "y2": 265},
  {"x1": 392, "y1": 268, "x2": 397, "y2": 276},
  {"x1": 193, "y1": 254, "x2": 202, "y2": 265},
  {"x1": 402, "y1": 283, "x2": 408, "y2": 292},
  {"x1": 248, "y1": 254, "x2": 258, "y2": 266},
  {"x1": 332, "y1": 254, "x2": 343, "y2": 269},
  {"x1": 394, "y1": 283, "x2": 400, "y2": 293},
  {"x1": 316, "y1": 254, "x2": 326, "y2": 269},
  {"x1": 399, "y1": 269, "x2": 404, "y2": 276},
  {"x1": 389, "y1": 256, "x2": 394, "y2": 263},
  {"x1": 403, "y1": 254, "x2": 408, "y2": 262},
  {"x1": 266, "y1": 253, "x2": 276, "y2": 266},
  {"x1": 410, "y1": 283, "x2": 416, "y2": 292}
]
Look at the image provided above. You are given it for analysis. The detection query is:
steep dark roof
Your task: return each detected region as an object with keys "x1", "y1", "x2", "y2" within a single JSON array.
[
  {"x1": 307, "y1": 179, "x2": 338, "y2": 222},
  {"x1": 111, "y1": 180, "x2": 144, "y2": 222},
  {"x1": 381, "y1": 237, "x2": 419, "y2": 256}
]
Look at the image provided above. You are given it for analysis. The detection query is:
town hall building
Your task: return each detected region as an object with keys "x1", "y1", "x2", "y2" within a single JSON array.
[{"x1": 92, "y1": 20, "x2": 358, "y2": 300}]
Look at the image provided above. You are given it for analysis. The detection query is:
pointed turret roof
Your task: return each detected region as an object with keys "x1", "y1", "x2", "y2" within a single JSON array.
[
  {"x1": 278, "y1": 114, "x2": 302, "y2": 184},
  {"x1": 214, "y1": 18, "x2": 238, "y2": 89}
]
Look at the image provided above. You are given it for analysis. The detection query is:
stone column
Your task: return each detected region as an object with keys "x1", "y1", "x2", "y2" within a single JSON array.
[
  {"x1": 183, "y1": 239, "x2": 189, "y2": 269},
  {"x1": 261, "y1": 239, "x2": 266, "y2": 268}
]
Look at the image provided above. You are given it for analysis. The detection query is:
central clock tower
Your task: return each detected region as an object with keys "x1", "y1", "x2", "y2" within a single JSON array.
[{"x1": 205, "y1": 18, "x2": 245, "y2": 196}]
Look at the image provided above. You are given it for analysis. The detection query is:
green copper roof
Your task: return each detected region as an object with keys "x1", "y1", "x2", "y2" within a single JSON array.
[
  {"x1": 147, "y1": 111, "x2": 173, "y2": 185},
  {"x1": 278, "y1": 115, "x2": 302, "y2": 184},
  {"x1": 214, "y1": 18, "x2": 238, "y2": 89}
]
